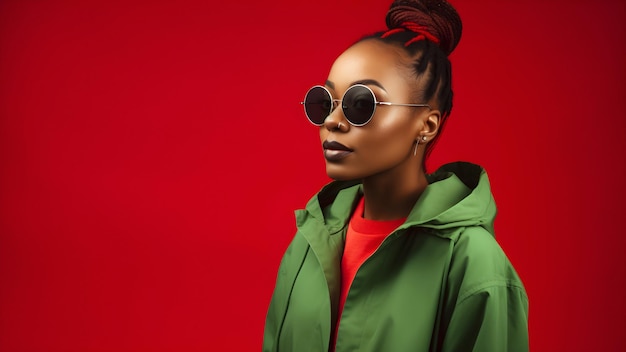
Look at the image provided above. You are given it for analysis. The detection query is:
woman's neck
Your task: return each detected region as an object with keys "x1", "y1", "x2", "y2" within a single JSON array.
[{"x1": 361, "y1": 163, "x2": 428, "y2": 221}]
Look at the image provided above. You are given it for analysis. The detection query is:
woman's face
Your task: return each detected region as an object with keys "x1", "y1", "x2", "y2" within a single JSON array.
[{"x1": 320, "y1": 39, "x2": 431, "y2": 181}]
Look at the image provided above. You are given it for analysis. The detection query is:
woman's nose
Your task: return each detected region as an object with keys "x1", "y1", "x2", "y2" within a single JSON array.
[{"x1": 323, "y1": 101, "x2": 348, "y2": 132}]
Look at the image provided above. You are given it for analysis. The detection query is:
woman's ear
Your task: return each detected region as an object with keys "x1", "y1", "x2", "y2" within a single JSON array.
[{"x1": 418, "y1": 110, "x2": 441, "y2": 142}]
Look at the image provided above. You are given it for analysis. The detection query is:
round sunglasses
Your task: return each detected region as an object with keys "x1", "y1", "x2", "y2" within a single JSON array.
[{"x1": 301, "y1": 84, "x2": 431, "y2": 127}]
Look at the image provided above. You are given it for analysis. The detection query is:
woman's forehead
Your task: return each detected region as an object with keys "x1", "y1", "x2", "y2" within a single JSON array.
[{"x1": 327, "y1": 40, "x2": 414, "y2": 93}]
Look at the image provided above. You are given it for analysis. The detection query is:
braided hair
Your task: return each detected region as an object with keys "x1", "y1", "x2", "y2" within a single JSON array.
[{"x1": 362, "y1": 0, "x2": 462, "y2": 162}]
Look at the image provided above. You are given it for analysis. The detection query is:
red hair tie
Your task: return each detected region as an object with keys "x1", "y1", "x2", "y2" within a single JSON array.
[{"x1": 381, "y1": 21, "x2": 440, "y2": 47}]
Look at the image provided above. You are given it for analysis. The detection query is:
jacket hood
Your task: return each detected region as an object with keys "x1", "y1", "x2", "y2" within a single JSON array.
[{"x1": 297, "y1": 162, "x2": 497, "y2": 238}]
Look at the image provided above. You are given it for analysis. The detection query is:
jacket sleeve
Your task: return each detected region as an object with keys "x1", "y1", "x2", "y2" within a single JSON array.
[
  {"x1": 263, "y1": 233, "x2": 309, "y2": 352},
  {"x1": 440, "y1": 274, "x2": 529, "y2": 351},
  {"x1": 439, "y1": 225, "x2": 529, "y2": 352},
  {"x1": 263, "y1": 287, "x2": 281, "y2": 352}
]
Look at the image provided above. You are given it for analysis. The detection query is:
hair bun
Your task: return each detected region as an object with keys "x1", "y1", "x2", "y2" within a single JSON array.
[{"x1": 386, "y1": 0, "x2": 462, "y2": 55}]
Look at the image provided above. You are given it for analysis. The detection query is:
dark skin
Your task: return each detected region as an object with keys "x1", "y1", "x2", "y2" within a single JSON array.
[{"x1": 320, "y1": 39, "x2": 441, "y2": 221}]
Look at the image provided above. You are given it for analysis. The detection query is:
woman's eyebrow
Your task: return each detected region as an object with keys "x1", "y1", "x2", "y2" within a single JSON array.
[
  {"x1": 324, "y1": 79, "x2": 387, "y2": 92},
  {"x1": 351, "y1": 79, "x2": 387, "y2": 92}
]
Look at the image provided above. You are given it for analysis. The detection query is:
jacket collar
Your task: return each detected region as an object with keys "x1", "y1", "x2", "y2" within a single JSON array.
[{"x1": 296, "y1": 162, "x2": 494, "y2": 238}]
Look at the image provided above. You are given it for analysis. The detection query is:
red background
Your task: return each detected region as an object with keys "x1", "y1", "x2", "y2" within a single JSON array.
[{"x1": 1, "y1": 0, "x2": 625, "y2": 351}]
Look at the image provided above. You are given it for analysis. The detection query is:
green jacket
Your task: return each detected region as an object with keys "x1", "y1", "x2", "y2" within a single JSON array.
[{"x1": 263, "y1": 162, "x2": 528, "y2": 351}]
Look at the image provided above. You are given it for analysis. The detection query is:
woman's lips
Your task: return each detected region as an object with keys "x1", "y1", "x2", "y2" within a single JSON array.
[
  {"x1": 323, "y1": 140, "x2": 353, "y2": 161},
  {"x1": 324, "y1": 149, "x2": 352, "y2": 161}
]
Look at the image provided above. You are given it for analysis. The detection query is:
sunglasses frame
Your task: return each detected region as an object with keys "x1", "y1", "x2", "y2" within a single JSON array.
[{"x1": 301, "y1": 84, "x2": 431, "y2": 127}]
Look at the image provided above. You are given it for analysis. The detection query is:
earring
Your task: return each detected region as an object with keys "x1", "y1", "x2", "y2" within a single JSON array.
[{"x1": 414, "y1": 136, "x2": 428, "y2": 156}]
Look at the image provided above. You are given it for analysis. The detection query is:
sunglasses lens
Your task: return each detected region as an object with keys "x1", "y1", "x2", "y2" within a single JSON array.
[
  {"x1": 342, "y1": 85, "x2": 375, "y2": 126},
  {"x1": 303, "y1": 86, "x2": 332, "y2": 125}
]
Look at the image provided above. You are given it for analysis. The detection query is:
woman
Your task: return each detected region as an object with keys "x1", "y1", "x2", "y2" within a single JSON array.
[{"x1": 263, "y1": 0, "x2": 529, "y2": 351}]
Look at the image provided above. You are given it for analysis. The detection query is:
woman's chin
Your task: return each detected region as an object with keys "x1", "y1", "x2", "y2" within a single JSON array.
[{"x1": 325, "y1": 165, "x2": 362, "y2": 181}]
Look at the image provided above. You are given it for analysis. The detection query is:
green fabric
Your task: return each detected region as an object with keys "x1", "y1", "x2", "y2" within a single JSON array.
[{"x1": 263, "y1": 162, "x2": 528, "y2": 352}]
